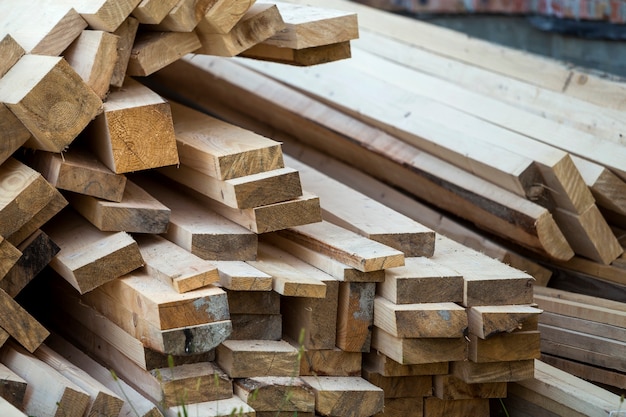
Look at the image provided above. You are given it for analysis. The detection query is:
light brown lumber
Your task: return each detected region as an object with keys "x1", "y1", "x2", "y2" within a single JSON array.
[
  {"x1": 374, "y1": 297, "x2": 467, "y2": 339},
  {"x1": 247, "y1": 242, "x2": 327, "y2": 298},
  {"x1": 26, "y1": 148, "x2": 126, "y2": 202},
  {"x1": 262, "y1": 233, "x2": 385, "y2": 282},
  {"x1": 0, "y1": 342, "x2": 90, "y2": 417},
  {"x1": 59, "y1": 0, "x2": 140, "y2": 32},
  {"x1": 0, "y1": 158, "x2": 58, "y2": 238},
  {"x1": 361, "y1": 366, "x2": 432, "y2": 398},
  {"x1": 336, "y1": 282, "x2": 376, "y2": 352},
  {"x1": 0, "y1": 55, "x2": 102, "y2": 153},
  {"x1": 1, "y1": 230, "x2": 59, "y2": 298},
  {"x1": 433, "y1": 374, "x2": 507, "y2": 399},
  {"x1": 0, "y1": 288, "x2": 49, "y2": 353},
  {"x1": 0, "y1": 362, "x2": 27, "y2": 410},
  {"x1": 213, "y1": 261, "x2": 273, "y2": 291},
  {"x1": 94, "y1": 268, "x2": 229, "y2": 330},
  {"x1": 0, "y1": 1, "x2": 87, "y2": 55},
  {"x1": 226, "y1": 289, "x2": 280, "y2": 314},
  {"x1": 132, "y1": 0, "x2": 179, "y2": 24},
  {"x1": 541, "y1": 353, "x2": 626, "y2": 391},
  {"x1": 509, "y1": 360, "x2": 623, "y2": 417},
  {"x1": 372, "y1": 327, "x2": 467, "y2": 365},
  {"x1": 264, "y1": 2, "x2": 358, "y2": 49},
  {"x1": 62, "y1": 30, "x2": 119, "y2": 99},
  {"x1": 378, "y1": 256, "x2": 463, "y2": 304},
  {"x1": 195, "y1": 3, "x2": 285, "y2": 56},
  {"x1": 281, "y1": 273, "x2": 338, "y2": 346},
  {"x1": 159, "y1": 164, "x2": 303, "y2": 209},
  {"x1": 33, "y1": 344, "x2": 124, "y2": 417},
  {"x1": 423, "y1": 397, "x2": 490, "y2": 417},
  {"x1": 65, "y1": 179, "x2": 170, "y2": 233},
  {"x1": 43, "y1": 208, "x2": 144, "y2": 294},
  {"x1": 539, "y1": 311, "x2": 626, "y2": 342},
  {"x1": 468, "y1": 305, "x2": 542, "y2": 339},
  {"x1": 149, "y1": 55, "x2": 574, "y2": 261},
  {"x1": 240, "y1": 40, "x2": 352, "y2": 66},
  {"x1": 234, "y1": 376, "x2": 315, "y2": 412},
  {"x1": 0, "y1": 237, "x2": 21, "y2": 281},
  {"x1": 131, "y1": 173, "x2": 257, "y2": 261},
  {"x1": 450, "y1": 359, "x2": 535, "y2": 384},
  {"x1": 148, "y1": 0, "x2": 214, "y2": 32},
  {"x1": 572, "y1": 155, "x2": 626, "y2": 216},
  {"x1": 216, "y1": 339, "x2": 299, "y2": 378},
  {"x1": 126, "y1": 31, "x2": 201, "y2": 77},
  {"x1": 166, "y1": 397, "x2": 255, "y2": 417},
  {"x1": 372, "y1": 397, "x2": 423, "y2": 417},
  {"x1": 229, "y1": 313, "x2": 282, "y2": 340},
  {"x1": 364, "y1": 350, "x2": 449, "y2": 377},
  {"x1": 169, "y1": 100, "x2": 284, "y2": 180},
  {"x1": 136, "y1": 234, "x2": 219, "y2": 293},
  {"x1": 44, "y1": 333, "x2": 164, "y2": 417},
  {"x1": 301, "y1": 376, "x2": 384, "y2": 417},
  {"x1": 284, "y1": 154, "x2": 434, "y2": 257},
  {"x1": 110, "y1": 16, "x2": 139, "y2": 88},
  {"x1": 201, "y1": 0, "x2": 256, "y2": 34},
  {"x1": 0, "y1": 35, "x2": 30, "y2": 165},
  {"x1": 86, "y1": 77, "x2": 178, "y2": 174},
  {"x1": 6, "y1": 187, "x2": 67, "y2": 247},
  {"x1": 434, "y1": 235, "x2": 535, "y2": 307},
  {"x1": 297, "y1": 344, "x2": 362, "y2": 376},
  {"x1": 468, "y1": 331, "x2": 541, "y2": 363},
  {"x1": 278, "y1": 220, "x2": 404, "y2": 272}
]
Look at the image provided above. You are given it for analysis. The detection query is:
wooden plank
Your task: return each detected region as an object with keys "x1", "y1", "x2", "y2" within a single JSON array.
[
  {"x1": 60, "y1": 0, "x2": 140, "y2": 32},
  {"x1": 0, "y1": 341, "x2": 90, "y2": 417},
  {"x1": 264, "y1": 2, "x2": 358, "y2": 49},
  {"x1": 363, "y1": 350, "x2": 448, "y2": 377},
  {"x1": 0, "y1": 362, "x2": 27, "y2": 410},
  {"x1": 86, "y1": 77, "x2": 178, "y2": 174},
  {"x1": 433, "y1": 236, "x2": 535, "y2": 307},
  {"x1": 216, "y1": 339, "x2": 299, "y2": 378},
  {"x1": 0, "y1": 35, "x2": 25, "y2": 78},
  {"x1": 0, "y1": 1, "x2": 87, "y2": 55},
  {"x1": 0, "y1": 289, "x2": 48, "y2": 353},
  {"x1": 468, "y1": 331, "x2": 541, "y2": 363},
  {"x1": 374, "y1": 297, "x2": 467, "y2": 338},
  {"x1": 423, "y1": 397, "x2": 490, "y2": 417},
  {"x1": 94, "y1": 268, "x2": 229, "y2": 330},
  {"x1": 298, "y1": 345, "x2": 362, "y2": 377},
  {"x1": 126, "y1": 30, "x2": 201, "y2": 77},
  {"x1": 132, "y1": 173, "x2": 257, "y2": 261},
  {"x1": 213, "y1": 261, "x2": 273, "y2": 291},
  {"x1": 159, "y1": 164, "x2": 302, "y2": 209},
  {"x1": 450, "y1": 359, "x2": 535, "y2": 384},
  {"x1": 225, "y1": 289, "x2": 280, "y2": 314},
  {"x1": 433, "y1": 374, "x2": 507, "y2": 400},
  {"x1": 148, "y1": 0, "x2": 214, "y2": 32},
  {"x1": 136, "y1": 234, "x2": 219, "y2": 293},
  {"x1": 541, "y1": 353, "x2": 626, "y2": 391},
  {"x1": 43, "y1": 208, "x2": 144, "y2": 294},
  {"x1": 202, "y1": 0, "x2": 256, "y2": 34},
  {"x1": 247, "y1": 242, "x2": 327, "y2": 298},
  {"x1": 196, "y1": 4, "x2": 285, "y2": 56},
  {"x1": 66, "y1": 179, "x2": 170, "y2": 233},
  {"x1": 62, "y1": 30, "x2": 119, "y2": 99},
  {"x1": 278, "y1": 220, "x2": 404, "y2": 272},
  {"x1": 33, "y1": 344, "x2": 124, "y2": 417},
  {"x1": 361, "y1": 367, "x2": 432, "y2": 398},
  {"x1": 378, "y1": 256, "x2": 463, "y2": 304},
  {"x1": 44, "y1": 333, "x2": 164, "y2": 417},
  {"x1": 132, "y1": 0, "x2": 179, "y2": 24},
  {"x1": 540, "y1": 311, "x2": 626, "y2": 342},
  {"x1": 149, "y1": 56, "x2": 574, "y2": 261},
  {"x1": 509, "y1": 360, "x2": 623, "y2": 417},
  {"x1": 0, "y1": 238, "x2": 21, "y2": 282},
  {"x1": 234, "y1": 376, "x2": 315, "y2": 412},
  {"x1": 0, "y1": 55, "x2": 102, "y2": 153},
  {"x1": 468, "y1": 305, "x2": 542, "y2": 339},
  {"x1": 110, "y1": 16, "x2": 139, "y2": 88},
  {"x1": 371, "y1": 327, "x2": 467, "y2": 365},
  {"x1": 168, "y1": 101, "x2": 284, "y2": 181},
  {"x1": 372, "y1": 397, "x2": 423, "y2": 417},
  {"x1": 336, "y1": 282, "x2": 375, "y2": 352},
  {"x1": 240, "y1": 40, "x2": 352, "y2": 66},
  {"x1": 25, "y1": 149, "x2": 127, "y2": 202},
  {"x1": 1, "y1": 230, "x2": 59, "y2": 298},
  {"x1": 300, "y1": 376, "x2": 384, "y2": 417},
  {"x1": 229, "y1": 314, "x2": 282, "y2": 340},
  {"x1": 284, "y1": 154, "x2": 434, "y2": 257},
  {"x1": 573, "y1": 155, "x2": 626, "y2": 216},
  {"x1": 165, "y1": 397, "x2": 254, "y2": 417},
  {"x1": 263, "y1": 233, "x2": 385, "y2": 282},
  {"x1": 0, "y1": 158, "x2": 58, "y2": 238}
]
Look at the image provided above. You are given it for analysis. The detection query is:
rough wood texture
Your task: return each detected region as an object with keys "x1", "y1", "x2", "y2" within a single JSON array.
[
  {"x1": 301, "y1": 376, "x2": 384, "y2": 417},
  {"x1": 240, "y1": 40, "x2": 353, "y2": 66},
  {"x1": 202, "y1": 0, "x2": 256, "y2": 34},
  {"x1": 372, "y1": 327, "x2": 467, "y2": 365},
  {"x1": 126, "y1": 30, "x2": 201, "y2": 76},
  {"x1": 361, "y1": 367, "x2": 432, "y2": 398},
  {"x1": 423, "y1": 397, "x2": 490, "y2": 417},
  {"x1": 298, "y1": 345, "x2": 362, "y2": 377},
  {"x1": 148, "y1": 0, "x2": 214, "y2": 32},
  {"x1": 234, "y1": 376, "x2": 315, "y2": 412},
  {"x1": 364, "y1": 351, "x2": 449, "y2": 377},
  {"x1": 0, "y1": 289, "x2": 48, "y2": 353},
  {"x1": 43, "y1": 208, "x2": 144, "y2": 294},
  {"x1": 213, "y1": 261, "x2": 273, "y2": 291},
  {"x1": 6, "y1": 188, "x2": 67, "y2": 247},
  {"x1": 0, "y1": 362, "x2": 27, "y2": 410},
  {"x1": 86, "y1": 77, "x2": 178, "y2": 174},
  {"x1": 25, "y1": 148, "x2": 127, "y2": 202},
  {"x1": 468, "y1": 331, "x2": 541, "y2": 363},
  {"x1": 434, "y1": 374, "x2": 507, "y2": 400},
  {"x1": 468, "y1": 305, "x2": 542, "y2": 339},
  {"x1": 61, "y1": 0, "x2": 141, "y2": 32},
  {"x1": 216, "y1": 339, "x2": 299, "y2": 378},
  {"x1": 110, "y1": 16, "x2": 139, "y2": 87},
  {"x1": 165, "y1": 397, "x2": 255, "y2": 417},
  {"x1": 336, "y1": 282, "x2": 375, "y2": 352},
  {"x1": 0, "y1": 55, "x2": 102, "y2": 153},
  {"x1": 229, "y1": 314, "x2": 282, "y2": 340},
  {"x1": 132, "y1": 0, "x2": 179, "y2": 24},
  {"x1": 450, "y1": 359, "x2": 535, "y2": 384},
  {"x1": 0, "y1": 238, "x2": 21, "y2": 282}
]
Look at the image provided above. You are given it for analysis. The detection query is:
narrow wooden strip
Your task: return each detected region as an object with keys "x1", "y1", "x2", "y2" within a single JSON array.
[
  {"x1": 450, "y1": 359, "x2": 535, "y2": 384},
  {"x1": 301, "y1": 376, "x2": 384, "y2": 417},
  {"x1": 126, "y1": 31, "x2": 201, "y2": 77},
  {"x1": 0, "y1": 290, "x2": 48, "y2": 353},
  {"x1": 166, "y1": 397, "x2": 254, "y2": 417},
  {"x1": 202, "y1": 0, "x2": 256, "y2": 34},
  {"x1": 213, "y1": 261, "x2": 273, "y2": 291},
  {"x1": 433, "y1": 374, "x2": 507, "y2": 400},
  {"x1": 468, "y1": 305, "x2": 542, "y2": 339},
  {"x1": 0, "y1": 238, "x2": 21, "y2": 281},
  {"x1": 234, "y1": 376, "x2": 315, "y2": 412},
  {"x1": 0, "y1": 362, "x2": 27, "y2": 410},
  {"x1": 62, "y1": 0, "x2": 141, "y2": 32},
  {"x1": 132, "y1": 0, "x2": 179, "y2": 24},
  {"x1": 240, "y1": 40, "x2": 352, "y2": 66},
  {"x1": 148, "y1": 0, "x2": 214, "y2": 32},
  {"x1": 363, "y1": 350, "x2": 448, "y2": 377},
  {"x1": 336, "y1": 282, "x2": 375, "y2": 352},
  {"x1": 216, "y1": 339, "x2": 299, "y2": 378},
  {"x1": 468, "y1": 331, "x2": 541, "y2": 363},
  {"x1": 110, "y1": 16, "x2": 139, "y2": 88},
  {"x1": 6, "y1": 188, "x2": 67, "y2": 247},
  {"x1": 541, "y1": 354, "x2": 626, "y2": 392}
]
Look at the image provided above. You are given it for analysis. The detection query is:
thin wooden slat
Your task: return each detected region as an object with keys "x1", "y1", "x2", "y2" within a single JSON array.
[{"x1": 126, "y1": 30, "x2": 201, "y2": 77}]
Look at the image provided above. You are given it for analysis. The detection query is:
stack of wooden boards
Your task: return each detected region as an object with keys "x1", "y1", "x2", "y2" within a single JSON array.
[{"x1": 0, "y1": 0, "x2": 623, "y2": 417}]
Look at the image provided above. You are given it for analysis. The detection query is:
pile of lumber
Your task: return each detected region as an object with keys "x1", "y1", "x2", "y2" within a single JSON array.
[{"x1": 0, "y1": 0, "x2": 624, "y2": 417}]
